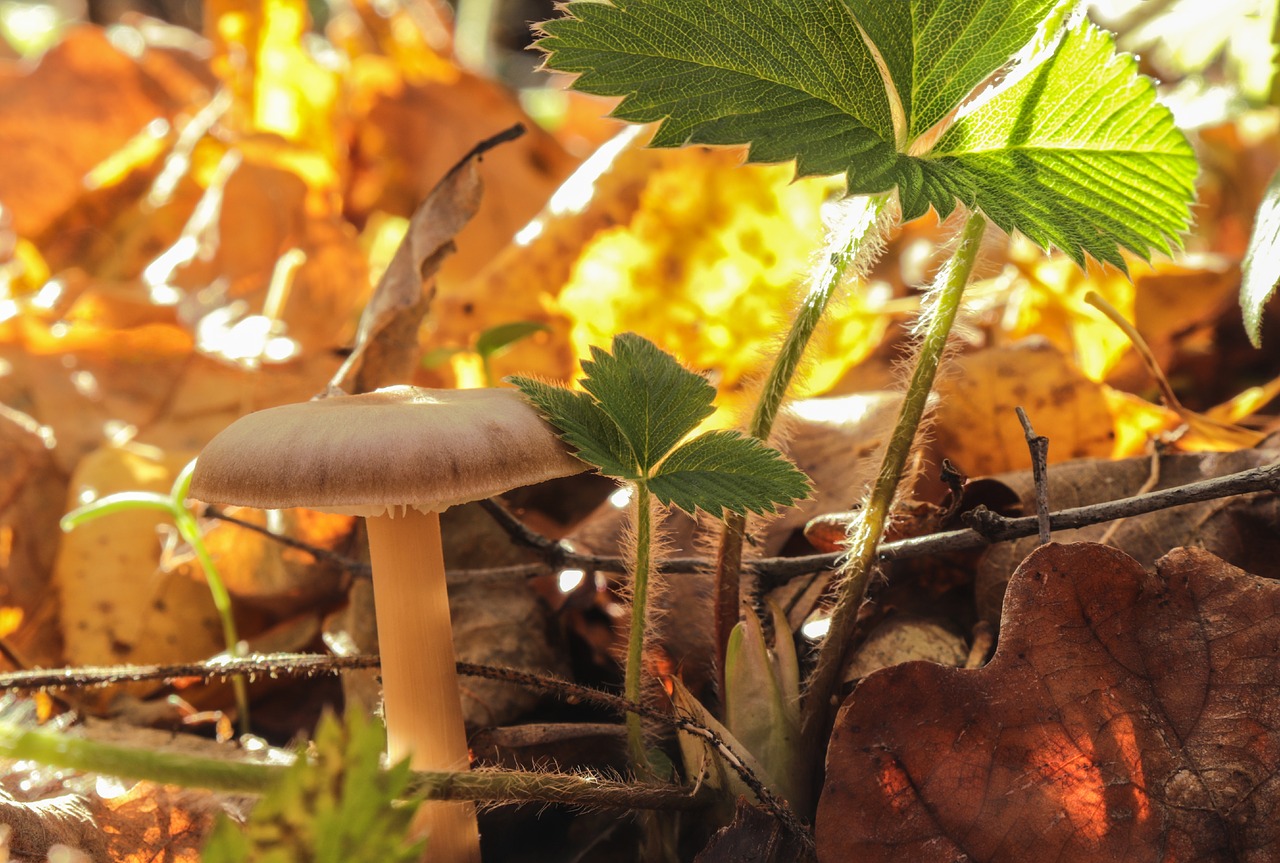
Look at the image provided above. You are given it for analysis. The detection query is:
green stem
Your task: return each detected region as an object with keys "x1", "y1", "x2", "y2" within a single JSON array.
[
  {"x1": 713, "y1": 192, "x2": 892, "y2": 693},
  {"x1": 0, "y1": 722, "x2": 710, "y2": 810},
  {"x1": 172, "y1": 462, "x2": 250, "y2": 736},
  {"x1": 626, "y1": 484, "x2": 653, "y2": 771},
  {"x1": 799, "y1": 212, "x2": 987, "y2": 756}
]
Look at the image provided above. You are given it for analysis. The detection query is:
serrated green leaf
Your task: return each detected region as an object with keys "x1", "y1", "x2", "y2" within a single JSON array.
[
  {"x1": 539, "y1": 0, "x2": 901, "y2": 188},
  {"x1": 649, "y1": 430, "x2": 810, "y2": 516},
  {"x1": 202, "y1": 709, "x2": 424, "y2": 863},
  {"x1": 578, "y1": 333, "x2": 715, "y2": 473},
  {"x1": 1241, "y1": 167, "x2": 1280, "y2": 347},
  {"x1": 918, "y1": 21, "x2": 1196, "y2": 267},
  {"x1": 509, "y1": 376, "x2": 640, "y2": 478},
  {"x1": 540, "y1": 2, "x2": 1194, "y2": 270},
  {"x1": 848, "y1": 0, "x2": 1070, "y2": 141}
]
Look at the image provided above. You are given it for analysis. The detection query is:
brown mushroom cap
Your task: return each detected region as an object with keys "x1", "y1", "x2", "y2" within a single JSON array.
[{"x1": 190, "y1": 386, "x2": 587, "y2": 513}]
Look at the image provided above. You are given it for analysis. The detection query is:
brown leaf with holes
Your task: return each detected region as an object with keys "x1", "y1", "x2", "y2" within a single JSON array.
[{"x1": 818, "y1": 542, "x2": 1280, "y2": 862}]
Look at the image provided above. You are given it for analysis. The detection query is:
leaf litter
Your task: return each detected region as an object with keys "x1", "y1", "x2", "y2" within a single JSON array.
[{"x1": 0, "y1": 1, "x2": 1278, "y2": 861}]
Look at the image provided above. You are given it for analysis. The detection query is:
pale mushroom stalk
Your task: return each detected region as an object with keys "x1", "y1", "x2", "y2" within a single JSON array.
[
  {"x1": 366, "y1": 508, "x2": 477, "y2": 860},
  {"x1": 190, "y1": 387, "x2": 587, "y2": 862}
]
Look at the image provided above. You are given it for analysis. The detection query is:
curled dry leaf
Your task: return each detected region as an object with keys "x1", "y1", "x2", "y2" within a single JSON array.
[
  {"x1": 818, "y1": 541, "x2": 1280, "y2": 862},
  {"x1": 329, "y1": 128, "x2": 511, "y2": 394}
]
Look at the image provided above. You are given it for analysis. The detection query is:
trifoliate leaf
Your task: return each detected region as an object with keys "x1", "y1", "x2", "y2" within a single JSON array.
[
  {"x1": 538, "y1": 0, "x2": 901, "y2": 188},
  {"x1": 1241, "y1": 167, "x2": 1280, "y2": 347},
  {"x1": 540, "y1": 1, "x2": 1195, "y2": 268},
  {"x1": 847, "y1": 0, "x2": 1070, "y2": 141},
  {"x1": 578, "y1": 333, "x2": 715, "y2": 473},
  {"x1": 201, "y1": 709, "x2": 424, "y2": 863},
  {"x1": 648, "y1": 430, "x2": 810, "y2": 516},
  {"x1": 509, "y1": 376, "x2": 640, "y2": 478},
  {"x1": 917, "y1": 21, "x2": 1197, "y2": 267}
]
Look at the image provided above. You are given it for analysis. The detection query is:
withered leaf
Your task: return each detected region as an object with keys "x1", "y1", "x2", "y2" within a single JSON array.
[
  {"x1": 329, "y1": 126, "x2": 519, "y2": 394},
  {"x1": 818, "y1": 542, "x2": 1280, "y2": 862},
  {"x1": 0, "y1": 27, "x2": 180, "y2": 238}
]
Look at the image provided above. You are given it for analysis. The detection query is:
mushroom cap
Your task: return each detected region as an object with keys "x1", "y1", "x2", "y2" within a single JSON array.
[{"x1": 190, "y1": 386, "x2": 588, "y2": 514}]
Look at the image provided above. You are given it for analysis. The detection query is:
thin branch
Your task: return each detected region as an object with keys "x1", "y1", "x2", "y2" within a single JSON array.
[
  {"x1": 1015, "y1": 406, "x2": 1051, "y2": 545},
  {"x1": 0, "y1": 657, "x2": 812, "y2": 849},
  {"x1": 203, "y1": 463, "x2": 1280, "y2": 592}
]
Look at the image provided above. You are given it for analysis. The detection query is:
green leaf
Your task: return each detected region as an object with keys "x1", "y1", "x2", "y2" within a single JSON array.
[
  {"x1": 509, "y1": 376, "x2": 640, "y2": 478},
  {"x1": 578, "y1": 333, "x2": 715, "y2": 473},
  {"x1": 540, "y1": 2, "x2": 1194, "y2": 268},
  {"x1": 918, "y1": 21, "x2": 1197, "y2": 267},
  {"x1": 649, "y1": 430, "x2": 810, "y2": 516},
  {"x1": 202, "y1": 709, "x2": 424, "y2": 863},
  {"x1": 724, "y1": 602, "x2": 805, "y2": 809},
  {"x1": 1241, "y1": 167, "x2": 1280, "y2": 346},
  {"x1": 538, "y1": 0, "x2": 901, "y2": 188},
  {"x1": 847, "y1": 0, "x2": 1069, "y2": 141},
  {"x1": 475, "y1": 321, "x2": 550, "y2": 359}
]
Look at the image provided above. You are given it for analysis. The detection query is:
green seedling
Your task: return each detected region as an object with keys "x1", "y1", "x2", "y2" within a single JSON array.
[
  {"x1": 538, "y1": 0, "x2": 1198, "y2": 808},
  {"x1": 511, "y1": 332, "x2": 810, "y2": 774},
  {"x1": 203, "y1": 708, "x2": 426, "y2": 863},
  {"x1": 422, "y1": 320, "x2": 550, "y2": 387},
  {"x1": 60, "y1": 458, "x2": 250, "y2": 734}
]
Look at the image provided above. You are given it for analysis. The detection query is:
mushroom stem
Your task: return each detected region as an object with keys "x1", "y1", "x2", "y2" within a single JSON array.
[{"x1": 366, "y1": 508, "x2": 481, "y2": 863}]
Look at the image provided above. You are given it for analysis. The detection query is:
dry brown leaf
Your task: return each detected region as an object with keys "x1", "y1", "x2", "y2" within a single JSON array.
[
  {"x1": 53, "y1": 444, "x2": 227, "y2": 708},
  {"x1": 0, "y1": 406, "x2": 66, "y2": 669},
  {"x1": 819, "y1": 542, "x2": 1280, "y2": 862},
  {"x1": 931, "y1": 339, "x2": 1189, "y2": 476},
  {"x1": 0, "y1": 27, "x2": 183, "y2": 239},
  {"x1": 345, "y1": 55, "x2": 577, "y2": 291},
  {"x1": 329, "y1": 128, "x2": 512, "y2": 393}
]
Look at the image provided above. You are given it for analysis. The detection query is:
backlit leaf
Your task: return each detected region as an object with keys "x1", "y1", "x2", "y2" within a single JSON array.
[
  {"x1": 508, "y1": 375, "x2": 640, "y2": 478},
  {"x1": 649, "y1": 429, "x2": 809, "y2": 516},
  {"x1": 578, "y1": 333, "x2": 716, "y2": 473},
  {"x1": 920, "y1": 21, "x2": 1196, "y2": 266}
]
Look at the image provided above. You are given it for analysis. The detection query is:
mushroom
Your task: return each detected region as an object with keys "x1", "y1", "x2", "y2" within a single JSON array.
[{"x1": 189, "y1": 386, "x2": 587, "y2": 862}]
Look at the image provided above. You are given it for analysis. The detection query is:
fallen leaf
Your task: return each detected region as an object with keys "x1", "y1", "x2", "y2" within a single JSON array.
[
  {"x1": 345, "y1": 57, "x2": 577, "y2": 291},
  {"x1": 0, "y1": 27, "x2": 181, "y2": 239},
  {"x1": 329, "y1": 127, "x2": 513, "y2": 393},
  {"x1": 0, "y1": 405, "x2": 66, "y2": 669},
  {"x1": 0, "y1": 787, "x2": 104, "y2": 861},
  {"x1": 818, "y1": 541, "x2": 1280, "y2": 862},
  {"x1": 53, "y1": 443, "x2": 227, "y2": 707},
  {"x1": 931, "y1": 339, "x2": 1187, "y2": 476},
  {"x1": 694, "y1": 797, "x2": 813, "y2": 863},
  {"x1": 436, "y1": 129, "x2": 882, "y2": 420}
]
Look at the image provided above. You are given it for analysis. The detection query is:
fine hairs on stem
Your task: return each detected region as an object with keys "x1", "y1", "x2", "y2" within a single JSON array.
[
  {"x1": 712, "y1": 192, "x2": 895, "y2": 692},
  {"x1": 799, "y1": 213, "x2": 988, "y2": 777}
]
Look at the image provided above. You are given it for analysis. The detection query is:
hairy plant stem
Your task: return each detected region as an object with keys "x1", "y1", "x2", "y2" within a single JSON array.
[
  {"x1": 626, "y1": 484, "x2": 654, "y2": 771},
  {"x1": 800, "y1": 212, "x2": 987, "y2": 756},
  {"x1": 713, "y1": 193, "x2": 892, "y2": 693},
  {"x1": 0, "y1": 722, "x2": 711, "y2": 811}
]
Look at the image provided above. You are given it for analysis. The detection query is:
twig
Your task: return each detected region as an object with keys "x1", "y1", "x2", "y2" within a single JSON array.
[
  {"x1": 0, "y1": 721, "x2": 710, "y2": 811},
  {"x1": 1015, "y1": 407, "x2": 1051, "y2": 545},
  {"x1": 205, "y1": 463, "x2": 1280, "y2": 591},
  {"x1": 0, "y1": 658, "x2": 812, "y2": 848}
]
